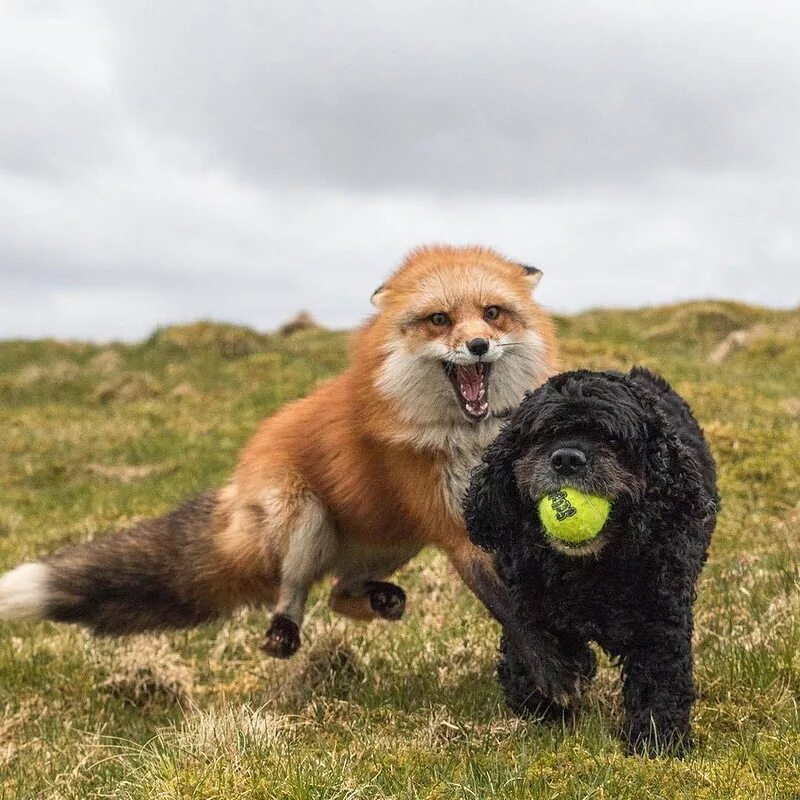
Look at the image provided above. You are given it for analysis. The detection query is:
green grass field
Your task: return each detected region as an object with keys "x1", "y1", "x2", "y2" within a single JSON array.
[{"x1": 1, "y1": 302, "x2": 799, "y2": 799}]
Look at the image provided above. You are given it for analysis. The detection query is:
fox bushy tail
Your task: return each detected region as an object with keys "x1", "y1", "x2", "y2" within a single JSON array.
[{"x1": 0, "y1": 491, "x2": 250, "y2": 635}]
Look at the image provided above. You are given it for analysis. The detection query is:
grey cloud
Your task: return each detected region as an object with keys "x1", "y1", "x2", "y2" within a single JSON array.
[
  {"x1": 0, "y1": 6, "x2": 125, "y2": 179},
  {"x1": 0, "y1": 1, "x2": 798, "y2": 341},
  {"x1": 102, "y1": 0, "x2": 800, "y2": 194}
]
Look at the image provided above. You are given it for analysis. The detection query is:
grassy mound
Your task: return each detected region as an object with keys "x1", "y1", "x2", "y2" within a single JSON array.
[{"x1": 146, "y1": 321, "x2": 269, "y2": 359}]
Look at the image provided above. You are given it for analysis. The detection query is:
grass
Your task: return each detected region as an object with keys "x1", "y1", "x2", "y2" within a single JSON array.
[{"x1": 1, "y1": 301, "x2": 799, "y2": 799}]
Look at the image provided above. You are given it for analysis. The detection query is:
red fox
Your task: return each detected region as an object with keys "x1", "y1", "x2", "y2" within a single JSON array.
[{"x1": 0, "y1": 245, "x2": 557, "y2": 662}]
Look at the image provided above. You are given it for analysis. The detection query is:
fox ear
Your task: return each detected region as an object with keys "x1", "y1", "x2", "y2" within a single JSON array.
[
  {"x1": 518, "y1": 264, "x2": 543, "y2": 289},
  {"x1": 370, "y1": 284, "x2": 387, "y2": 308}
]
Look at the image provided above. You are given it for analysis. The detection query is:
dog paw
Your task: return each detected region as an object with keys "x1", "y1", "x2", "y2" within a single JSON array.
[
  {"x1": 508, "y1": 689, "x2": 573, "y2": 722},
  {"x1": 624, "y1": 724, "x2": 692, "y2": 759},
  {"x1": 367, "y1": 581, "x2": 406, "y2": 621},
  {"x1": 498, "y1": 654, "x2": 572, "y2": 722},
  {"x1": 535, "y1": 652, "x2": 582, "y2": 707},
  {"x1": 261, "y1": 613, "x2": 301, "y2": 659},
  {"x1": 499, "y1": 634, "x2": 581, "y2": 712}
]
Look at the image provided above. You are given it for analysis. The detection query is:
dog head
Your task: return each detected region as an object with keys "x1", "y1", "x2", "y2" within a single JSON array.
[{"x1": 465, "y1": 369, "x2": 682, "y2": 558}]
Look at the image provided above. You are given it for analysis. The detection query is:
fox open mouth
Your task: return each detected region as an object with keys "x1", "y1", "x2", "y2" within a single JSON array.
[{"x1": 443, "y1": 362, "x2": 491, "y2": 421}]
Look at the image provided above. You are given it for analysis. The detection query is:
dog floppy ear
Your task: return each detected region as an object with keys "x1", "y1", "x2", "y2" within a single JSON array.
[
  {"x1": 464, "y1": 448, "x2": 522, "y2": 553},
  {"x1": 627, "y1": 372, "x2": 714, "y2": 541},
  {"x1": 644, "y1": 407, "x2": 708, "y2": 505}
]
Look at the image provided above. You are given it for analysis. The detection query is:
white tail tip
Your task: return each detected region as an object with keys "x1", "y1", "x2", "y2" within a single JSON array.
[{"x1": 0, "y1": 562, "x2": 50, "y2": 620}]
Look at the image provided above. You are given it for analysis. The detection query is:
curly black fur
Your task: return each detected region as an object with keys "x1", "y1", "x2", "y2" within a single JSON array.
[{"x1": 464, "y1": 368, "x2": 718, "y2": 757}]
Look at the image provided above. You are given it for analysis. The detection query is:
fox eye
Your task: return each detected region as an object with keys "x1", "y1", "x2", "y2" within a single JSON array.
[
  {"x1": 484, "y1": 305, "x2": 501, "y2": 321},
  {"x1": 429, "y1": 312, "x2": 450, "y2": 327}
]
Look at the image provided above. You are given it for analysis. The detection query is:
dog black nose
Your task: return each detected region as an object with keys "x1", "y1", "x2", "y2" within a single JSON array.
[
  {"x1": 551, "y1": 448, "x2": 587, "y2": 476},
  {"x1": 467, "y1": 338, "x2": 490, "y2": 356}
]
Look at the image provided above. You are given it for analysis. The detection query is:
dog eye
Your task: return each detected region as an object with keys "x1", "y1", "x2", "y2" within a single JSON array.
[
  {"x1": 484, "y1": 306, "x2": 501, "y2": 321},
  {"x1": 429, "y1": 312, "x2": 450, "y2": 326}
]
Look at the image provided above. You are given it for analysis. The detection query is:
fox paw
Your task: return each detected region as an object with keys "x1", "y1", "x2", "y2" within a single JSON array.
[
  {"x1": 261, "y1": 614, "x2": 301, "y2": 658},
  {"x1": 367, "y1": 582, "x2": 406, "y2": 621}
]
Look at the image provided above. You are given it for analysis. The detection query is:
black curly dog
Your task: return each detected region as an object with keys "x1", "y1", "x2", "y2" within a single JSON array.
[{"x1": 465, "y1": 368, "x2": 718, "y2": 756}]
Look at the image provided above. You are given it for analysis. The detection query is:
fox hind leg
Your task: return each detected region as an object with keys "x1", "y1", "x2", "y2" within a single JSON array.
[{"x1": 259, "y1": 491, "x2": 337, "y2": 659}]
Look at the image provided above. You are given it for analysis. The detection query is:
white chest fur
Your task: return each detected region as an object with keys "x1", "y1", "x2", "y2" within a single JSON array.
[{"x1": 438, "y1": 420, "x2": 502, "y2": 521}]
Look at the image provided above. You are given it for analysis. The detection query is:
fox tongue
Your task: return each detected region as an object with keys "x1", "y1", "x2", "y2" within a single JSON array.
[{"x1": 455, "y1": 364, "x2": 483, "y2": 402}]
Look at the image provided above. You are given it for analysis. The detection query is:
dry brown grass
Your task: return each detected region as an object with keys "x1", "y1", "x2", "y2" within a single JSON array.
[{"x1": 96, "y1": 636, "x2": 195, "y2": 708}]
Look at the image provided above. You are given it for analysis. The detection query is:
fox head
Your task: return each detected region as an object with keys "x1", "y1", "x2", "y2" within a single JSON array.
[{"x1": 361, "y1": 245, "x2": 557, "y2": 432}]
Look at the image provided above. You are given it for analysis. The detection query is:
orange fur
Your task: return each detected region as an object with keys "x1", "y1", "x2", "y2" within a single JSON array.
[{"x1": 216, "y1": 245, "x2": 558, "y2": 639}]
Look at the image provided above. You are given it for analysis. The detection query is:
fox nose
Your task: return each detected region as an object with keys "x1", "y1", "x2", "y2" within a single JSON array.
[
  {"x1": 551, "y1": 448, "x2": 587, "y2": 477},
  {"x1": 467, "y1": 338, "x2": 490, "y2": 356}
]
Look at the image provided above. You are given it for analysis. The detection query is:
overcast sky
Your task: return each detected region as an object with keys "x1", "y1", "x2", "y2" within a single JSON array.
[{"x1": 1, "y1": 1, "x2": 799, "y2": 340}]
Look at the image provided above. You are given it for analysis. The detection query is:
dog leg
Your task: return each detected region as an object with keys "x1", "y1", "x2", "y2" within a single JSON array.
[
  {"x1": 445, "y1": 542, "x2": 581, "y2": 706},
  {"x1": 498, "y1": 634, "x2": 571, "y2": 721},
  {"x1": 498, "y1": 631, "x2": 595, "y2": 719},
  {"x1": 621, "y1": 622, "x2": 695, "y2": 757},
  {"x1": 576, "y1": 641, "x2": 598, "y2": 687},
  {"x1": 260, "y1": 493, "x2": 336, "y2": 659}
]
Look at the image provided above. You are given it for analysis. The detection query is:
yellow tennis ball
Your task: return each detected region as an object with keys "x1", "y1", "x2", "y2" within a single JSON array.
[{"x1": 538, "y1": 488, "x2": 611, "y2": 544}]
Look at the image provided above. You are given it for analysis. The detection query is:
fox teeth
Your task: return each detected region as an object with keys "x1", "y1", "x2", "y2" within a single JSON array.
[
  {"x1": 478, "y1": 388, "x2": 485, "y2": 399},
  {"x1": 465, "y1": 400, "x2": 489, "y2": 416}
]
